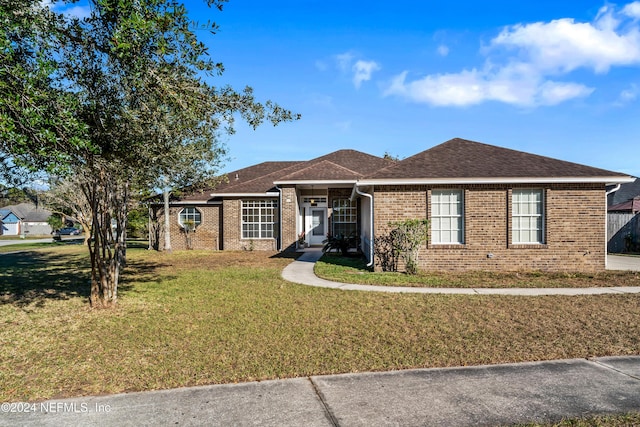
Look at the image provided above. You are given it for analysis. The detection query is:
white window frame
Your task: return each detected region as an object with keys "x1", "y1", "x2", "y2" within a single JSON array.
[
  {"x1": 178, "y1": 207, "x2": 202, "y2": 229},
  {"x1": 512, "y1": 189, "x2": 544, "y2": 244},
  {"x1": 242, "y1": 199, "x2": 278, "y2": 239},
  {"x1": 431, "y1": 189, "x2": 464, "y2": 244},
  {"x1": 332, "y1": 198, "x2": 357, "y2": 236}
]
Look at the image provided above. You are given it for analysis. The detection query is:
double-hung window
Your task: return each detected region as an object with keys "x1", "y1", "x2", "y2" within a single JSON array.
[
  {"x1": 332, "y1": 199, "x2": 357, "y2": 236},
  {"x1": 242, "y1": 200, "x2": 278, "y2": 239},
  {"x1": 431, "y1": 190, "x2": 464, "y2": 244},
  {"x1": 512, "y1": 189, "x2": 544, "y2": 244}
]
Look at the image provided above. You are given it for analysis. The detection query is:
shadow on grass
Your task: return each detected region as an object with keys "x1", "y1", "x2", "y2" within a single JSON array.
[
  {"x1": 270, "y1": 251, "x2": 303, "y2": 260},
  {"x1": 0, "y1": 249, "x2": 166, "y2": 307}
]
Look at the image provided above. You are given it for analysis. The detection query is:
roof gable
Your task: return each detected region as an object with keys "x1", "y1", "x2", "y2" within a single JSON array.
[
  {"x1": 307, "y1": 149, "x2": 394, "y2": 176},
  {"x1": 213, "y1": 149, "x2": 392, "y2": 193},
  {"x1": 277, "y1": 160, "x2": 363, "y2": 181},
  {"x1": 179, "y1": 161, "x2": 302, "y2": 201},
  {"x1": 1, "y1": 211, "x2": 20, "y2": 223},
  {"x1": 368, "y1": 138, "x2": 629, "y2": 180}
]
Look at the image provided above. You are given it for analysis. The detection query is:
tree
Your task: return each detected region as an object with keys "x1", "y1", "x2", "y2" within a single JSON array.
[
  {"x1": 0, "y1": 0, "x2": 299, "y2": 307},
  {"x1": 46, "y1": 171, "x2": 96, "y2": 243}
]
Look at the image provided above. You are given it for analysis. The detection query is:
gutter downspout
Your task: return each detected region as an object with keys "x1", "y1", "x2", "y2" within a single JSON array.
[
  {"x1": 276, "y1": 186, "x2": 282, "y2": 251},
  {"x1": 352, "y1": 185, "x2": 374, "y2": 268},
  {"x1": 604, "y1": 184, "x2": 622, "y2": 269}
]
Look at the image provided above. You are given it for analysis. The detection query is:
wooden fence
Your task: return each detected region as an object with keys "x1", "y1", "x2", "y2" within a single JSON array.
[{"x1": 608, "y1": 213, "x2": 640, "y2": 253}]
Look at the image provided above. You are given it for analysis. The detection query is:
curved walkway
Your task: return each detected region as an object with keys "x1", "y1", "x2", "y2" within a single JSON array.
[{"x1": 281, "y1": 249, "x2": 640, "y2": 296}]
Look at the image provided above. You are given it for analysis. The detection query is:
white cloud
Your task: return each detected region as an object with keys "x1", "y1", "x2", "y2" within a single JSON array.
[
  {"x1": 490, "y1": 12, "x2": 640, "y2": 74},
  {"x1": 617, "y1": 83, "x2": 640, "y2": 103},
  {"x1": 437, "y1": 45, "x2": 450, "y2": 57},
  {"x1": 352, "y1": 60, "x2": 381, "y2": 89},
  {"x1": 622, "y1": 1, "x2": 640, "y2": 18},
  {"x1": 384, "y1": 2, "x2": 640, "y2": 108},
  {"x1": 384, "y1": 69, "x2": 593, "y2": 107},
  {"x1": 331, "y1": 52, "x2": 380, "y2": 88}
]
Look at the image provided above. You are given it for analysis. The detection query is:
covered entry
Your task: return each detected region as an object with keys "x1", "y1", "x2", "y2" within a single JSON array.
[{"x1": 300, "y1": 195, "x2": 327, "y2": 246}]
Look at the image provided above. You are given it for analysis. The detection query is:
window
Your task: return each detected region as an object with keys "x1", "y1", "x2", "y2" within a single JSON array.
[
  {"x1": 242, "y1": 200, "x2": 278, "y2": 239},
  {"x1": 178, "y1": 207, "x2": 202, "y2": 229},
  {"x1": 431, "y1": 190, "x2": 463, "y2": 244},
  {"x1": 332, "y1": 199, "x2": 357, "y2": 236},
  {"x1": 512, "y1": 189, "x2": 544, "y2": 244}
]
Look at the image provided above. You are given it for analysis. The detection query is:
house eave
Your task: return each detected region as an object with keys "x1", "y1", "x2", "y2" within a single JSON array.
[
  {"x1": 209, "y1": 192, "x2": 280, "y2": 197},
  {"x1": 149, "y1": 200, "x2": 223, "y2": 206},
  {"x1": 273, "y1": 180, "x2": 358, "y2": 186},
  {"x1": 357, "y1": 176, "x2": 636, "y2": 186}
]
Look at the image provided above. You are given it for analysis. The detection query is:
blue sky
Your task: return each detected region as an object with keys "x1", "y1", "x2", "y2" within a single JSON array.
[{"x1": 58, "y1": 1, "x2": 640, "y2": 177}]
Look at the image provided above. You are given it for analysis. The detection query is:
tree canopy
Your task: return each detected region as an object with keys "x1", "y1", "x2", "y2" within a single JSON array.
[{"x1": 0, "y1": 0, "x2": 299, "y2": 307}]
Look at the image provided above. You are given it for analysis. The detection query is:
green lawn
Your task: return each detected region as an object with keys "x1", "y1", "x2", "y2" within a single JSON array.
[
  {"x1": 1, "y1": 246, "x2": 639, "y2": 403},
  {"x1": 314, "y1": 253, "x2": 640, "y2": 288},
  {"x1": 0, "y1": 240, "x2": 88, "y2": 253}
]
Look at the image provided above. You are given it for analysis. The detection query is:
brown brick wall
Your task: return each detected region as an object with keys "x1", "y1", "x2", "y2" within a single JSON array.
[
  {"x1": 151, "y1": 204, "x2": 221, "y2": 251},
  {"x1": 373, "y1": 184, "x2": 606, "y2": 272},
  {"x1": 222, "y1": 198, "x2": 278, "y2": 251},
  {"x1": 281, "y1": 186, "x2": 298, "y2": 251}
]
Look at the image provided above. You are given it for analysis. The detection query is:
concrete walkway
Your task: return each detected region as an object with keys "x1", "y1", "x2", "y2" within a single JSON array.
[
  {"x1": 282, "y1": 248, "x2": 640, "y2": 296},
  {"x1": 3, "y1": 356, "x2": 640, "y2": 426},
  {"x1": 608, "y1": 254, "x2": 640, "y2": 271}
]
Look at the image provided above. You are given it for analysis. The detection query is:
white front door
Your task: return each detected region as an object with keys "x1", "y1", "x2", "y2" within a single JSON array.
[{"x1": 308, "y1": 208, "x2": 326, "y2": 245}]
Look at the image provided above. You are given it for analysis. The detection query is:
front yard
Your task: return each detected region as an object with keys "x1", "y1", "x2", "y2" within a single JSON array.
[
  {"x1": 1, "y1": 246, "x2": 639, "y2": 403},
  {"x1": 315, "y1": 253, "x2": 640, "y2": 288}
]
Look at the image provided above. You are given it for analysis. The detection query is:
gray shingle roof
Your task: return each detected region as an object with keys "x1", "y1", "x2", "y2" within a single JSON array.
[
  {"x1": 0, "y1": 203, "x2": 51, "y2": 222},
  {"x1": 608, "y1": 178, "x2": 640, "y2": 206},
  {"x1": 211, "y1": 149, "x2": 392, "y2": 194},
  {"x1": 367, "y1": 138, "x2": 629, "y2": 180},
  {"x1": 167, "y1": 139, "x2": 631, "y2": 203}
]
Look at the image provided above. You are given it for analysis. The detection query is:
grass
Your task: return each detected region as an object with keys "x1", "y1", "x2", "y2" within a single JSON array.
[
  {"x1": 315, "y1": 253, "x2": 640, "y2": 288},
  {"x1": 515, "y1": 412, "x2": 640, "y2": 426},
  {"x1": 0, "y1": 240, "x2": 83, "y2": 253},
  {"x1": 1, "y1": 246, "x2": 639, "y2": 404},
  {"x1": 0, "y1": 235, "x2": 51, "y2": 240}
]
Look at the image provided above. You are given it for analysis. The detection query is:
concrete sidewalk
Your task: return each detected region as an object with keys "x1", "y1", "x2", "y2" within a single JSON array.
[
  {"x1": 2, "y1": 357, "x2": 640, "y2": 426},
  {"x1": 282, "y1": 248, "x2": 640, "y2": 295}
]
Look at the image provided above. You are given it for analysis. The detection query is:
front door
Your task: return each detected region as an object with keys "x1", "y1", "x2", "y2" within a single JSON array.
[{"x1": 309, "y1": 208, "x2": 326, "y2": 245}]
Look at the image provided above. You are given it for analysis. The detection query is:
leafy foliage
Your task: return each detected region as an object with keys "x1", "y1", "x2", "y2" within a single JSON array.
[
  {"x1": 377, "y1": 219, "x2": 429, "y2": 274},
  {"x1": 0, "y1": 0, "x2": 299, "y2": 307}
]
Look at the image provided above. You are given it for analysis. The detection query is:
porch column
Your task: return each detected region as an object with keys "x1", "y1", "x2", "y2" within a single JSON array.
[{"x1": 280, "y1": 186, "x2": 298, "y2": 251}]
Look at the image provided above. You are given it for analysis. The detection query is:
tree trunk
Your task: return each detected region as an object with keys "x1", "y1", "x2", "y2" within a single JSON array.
[
  {"x1": 82, "y1": 164, "x2": 128, "y2": 308},
  {"x1": 163, "y1": 188, "x2": 172, "y2": 252}
]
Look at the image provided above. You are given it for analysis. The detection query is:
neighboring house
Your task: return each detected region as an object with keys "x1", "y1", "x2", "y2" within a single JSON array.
[
  {"x1": 150, "y1": 138, "x2": 634, "y2": 272},
  {"x1": 607, "y1": 178, "x2": 640, "y2": 253},
  {"x1": 0, "y1": 203, "x2": 53, "y2": 236}
]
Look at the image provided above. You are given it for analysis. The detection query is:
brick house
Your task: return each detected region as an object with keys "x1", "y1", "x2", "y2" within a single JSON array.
[{"x1": 150, "y1": 138, "x2": 634, "y2": 272}]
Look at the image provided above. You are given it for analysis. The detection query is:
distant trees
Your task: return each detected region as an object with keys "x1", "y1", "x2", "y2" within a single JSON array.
[{"x1": 0, "y1": 0, "x2": 298, "y2": 307}]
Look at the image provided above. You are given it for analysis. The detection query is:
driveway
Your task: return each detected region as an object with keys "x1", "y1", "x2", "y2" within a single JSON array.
[{"x1": 607, "y1": 254, "x2": 640, "y2": 271}]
